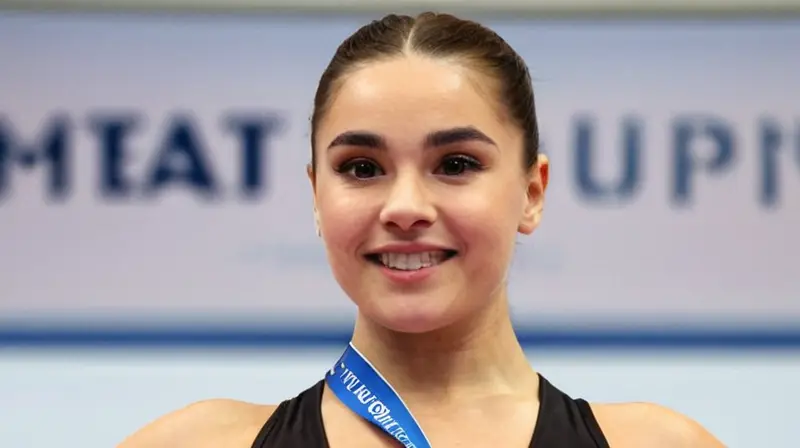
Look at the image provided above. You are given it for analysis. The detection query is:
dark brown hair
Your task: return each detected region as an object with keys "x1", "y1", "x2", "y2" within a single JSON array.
[{"x1": 310, "y1": 12, "x2": 539, "y2": 171}]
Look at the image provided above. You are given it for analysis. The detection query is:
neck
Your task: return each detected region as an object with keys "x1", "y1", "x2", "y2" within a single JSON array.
[{"x1": 348, "y1": 292, "x2": 538, "y2": 407}]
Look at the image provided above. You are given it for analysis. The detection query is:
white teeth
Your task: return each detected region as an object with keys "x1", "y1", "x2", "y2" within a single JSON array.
[{"x1": 379, "y1": 251, "x2": 447, "y2": 271}]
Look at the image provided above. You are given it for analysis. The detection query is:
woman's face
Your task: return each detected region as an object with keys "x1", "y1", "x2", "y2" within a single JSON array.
[{"x1": 311, "y1": 54, "x2": 548, "y2": 333}]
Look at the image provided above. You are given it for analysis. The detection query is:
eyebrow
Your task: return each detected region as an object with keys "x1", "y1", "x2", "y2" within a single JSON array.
[
  {"x1": 425, "y1": 126, "x2": 496, "y2": 148},
  {"x1": 326, "y1": 126, "x2": 496, "y2": 151}
]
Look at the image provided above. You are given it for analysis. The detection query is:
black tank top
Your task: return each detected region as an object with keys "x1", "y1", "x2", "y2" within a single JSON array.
[{"x1": 251, "y1": 374, "x2": 610, "y2": 447}]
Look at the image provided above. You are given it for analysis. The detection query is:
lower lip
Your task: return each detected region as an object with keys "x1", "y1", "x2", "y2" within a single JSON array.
[{"x1": 377, "y1": 263, "x2": 439, "y2": 284}]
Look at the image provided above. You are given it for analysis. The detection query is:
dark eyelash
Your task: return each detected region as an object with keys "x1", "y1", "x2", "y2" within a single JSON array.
[
  {"x1": 444, "y1": 154, "x2": 484, "y2": 170},
  {"x1": 334, "y1": 158, "x2": 373, "y2": 173}
]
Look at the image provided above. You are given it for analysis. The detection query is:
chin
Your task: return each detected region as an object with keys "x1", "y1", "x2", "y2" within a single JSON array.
[
  {"x1": 375, "y1": 314, "x2": 445, "y2": 334},
  {"x1": 361, "y1": 297, "x2": 464, "y2": 335}
]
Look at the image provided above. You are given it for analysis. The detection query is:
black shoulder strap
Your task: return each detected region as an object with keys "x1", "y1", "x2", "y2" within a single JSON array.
[
  {"x1": 530, "y1": 376, "x2": 610, "y2": 448},
  {"x1": 251, "y1": 380, "x2": 328, "y2": 448},
  {"x1": 250, "y1": 400, "x2": 288, "y2": 447},
  {"x1": 575, "y1": 398, "x2": 611, "y2": 448}
]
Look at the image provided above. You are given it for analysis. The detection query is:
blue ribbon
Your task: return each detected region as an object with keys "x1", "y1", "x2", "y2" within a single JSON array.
[{"x1": 325, "y1": 342, "x2": 432, "y2": 448}]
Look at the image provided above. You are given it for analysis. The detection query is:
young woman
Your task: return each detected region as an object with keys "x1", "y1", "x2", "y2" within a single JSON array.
[{"x1": 119, "y1": 12, "x2": 725, "y2": 448}]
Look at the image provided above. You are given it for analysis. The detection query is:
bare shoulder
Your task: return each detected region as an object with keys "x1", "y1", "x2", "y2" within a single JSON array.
[
  {"x1": 116, "y1": 399, "x2": 278, "y2": 448},
  {"x1": 590, "y1": 401, "x2": 726, "y2": 448}
]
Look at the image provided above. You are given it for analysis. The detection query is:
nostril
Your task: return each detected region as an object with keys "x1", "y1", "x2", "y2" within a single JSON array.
[{"x1": 383, "y1": 219, "x2": 434, "y2": 233}]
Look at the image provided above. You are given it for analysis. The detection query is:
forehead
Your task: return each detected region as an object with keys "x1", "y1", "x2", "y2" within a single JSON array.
[{"x1": 319, "y1": 55, "x2": 515, "y2": 147}]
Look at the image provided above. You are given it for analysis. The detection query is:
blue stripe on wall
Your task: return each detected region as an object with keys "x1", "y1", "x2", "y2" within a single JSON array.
[{"x1": 2, "y1": 325, "x2": 800, "y2": 350}]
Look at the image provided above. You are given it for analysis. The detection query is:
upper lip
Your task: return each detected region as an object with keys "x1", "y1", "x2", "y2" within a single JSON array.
[{"x1": 366, "y1": 243, "x2": 456, "y2": 254}]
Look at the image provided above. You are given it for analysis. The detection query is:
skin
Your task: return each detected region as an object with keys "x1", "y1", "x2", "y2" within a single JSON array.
[{"x1": 117, "y1": 54, "x2": 727, "y2": 448}]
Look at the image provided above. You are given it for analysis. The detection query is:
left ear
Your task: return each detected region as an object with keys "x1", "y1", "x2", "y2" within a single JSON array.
[
  {"x1": 518, "y1": 154, "x2": 549, "y2": 235},
  {"x1": 307, "y1": 163, "x2": 321, "y2": 237}
]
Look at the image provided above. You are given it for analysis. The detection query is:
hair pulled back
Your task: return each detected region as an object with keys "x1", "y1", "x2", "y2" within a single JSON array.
[{"x1": 310, "y1": 12, "x2": 539, "y2": 171}]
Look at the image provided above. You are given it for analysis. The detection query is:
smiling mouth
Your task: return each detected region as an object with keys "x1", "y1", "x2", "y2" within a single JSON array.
[{"x1": 365, "y1": 250, "x2": 458, "y2": 271}]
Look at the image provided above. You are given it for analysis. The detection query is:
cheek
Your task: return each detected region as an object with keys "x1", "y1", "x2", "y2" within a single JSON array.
[
  {"x1": 446, "y1": 179, "x2": 523, "y2": 248},
  {"x1": 441, "y1": 196, "x2": 521, "y2": 297},
  {"x1": 451, "y1": 206, "x2": 517, "y2": 269},
  {"x1": 317, "y1": 190, "x2": 376, "y2": 256}
]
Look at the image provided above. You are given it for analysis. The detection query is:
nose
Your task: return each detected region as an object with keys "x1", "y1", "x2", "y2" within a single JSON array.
[{"x1": 379, "y1": 173, "x2": 436, "y2": 232}]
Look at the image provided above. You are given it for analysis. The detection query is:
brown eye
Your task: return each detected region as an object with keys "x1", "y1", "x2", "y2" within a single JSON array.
[
  {"x1": 437, "y1": 155, "x2": 483, "y2": 176},
  {"x1": 338, "y1": 159, "x2": 384, "y2": 179}
]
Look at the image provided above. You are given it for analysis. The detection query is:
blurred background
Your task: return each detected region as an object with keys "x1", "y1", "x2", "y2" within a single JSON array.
[{"x1": 0, "y1": 0, "x2": 798, "y2": 446}]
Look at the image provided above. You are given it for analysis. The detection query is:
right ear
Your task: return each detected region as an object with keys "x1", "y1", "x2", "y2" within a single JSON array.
[
  {"x1": 307, "y1": 163, "x2": 316, "y2": 194},
  {"x1": 307, "y1": 163, "x2": 320, "y2": 237}
]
